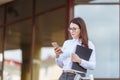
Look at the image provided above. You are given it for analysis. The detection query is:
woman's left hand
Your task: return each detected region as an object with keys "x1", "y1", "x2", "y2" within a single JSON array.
[{"x1": 71, "y1": 53, "x2": 82, "y2": 64}]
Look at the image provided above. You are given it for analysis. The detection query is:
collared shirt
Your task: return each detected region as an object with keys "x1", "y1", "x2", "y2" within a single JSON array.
[{"x1": 55, "y1": 39, "x2": 96, "y2": 73}]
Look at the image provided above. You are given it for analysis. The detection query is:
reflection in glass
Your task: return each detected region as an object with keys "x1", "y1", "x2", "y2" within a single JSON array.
[
  {"x1": 6, "y1": 0, "x2": 33, "y2": 22},
  {"x1": 75, "y1": 5, "x2": 119, "y2": 78},
  {"x1": 3, "y1": 19, "x2": 32, "y2": 80},
  {"x1": 0, "y1": 6, "x2": 4, "y2": 25},
  {"x1": 0, "y1": 54, "x2": 2, "y2": 80},
  {"x1": 0, "y1": 54, "x2": 2, "y2": 61},
  {"x1": 3, "y1": 49, "x2": 22, "y2": 80},
  {"x1": 0, "y1": 28, "x2": 3, "y2": 80},
  {"x1": 36, "y1": 8, "x2": 66, "y2": 80},
  {"x1": 90, "y1": 0, "x2": 119, "y2": 2},
  {"x1": 75, "y1": 0, "x2": 119, "y2": 3},
  {"x1": 40, "y1": 47, "x2": 62, "y2": 80}
]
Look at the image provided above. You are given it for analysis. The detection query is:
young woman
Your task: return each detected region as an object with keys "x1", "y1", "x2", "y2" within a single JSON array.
[{"x1": 54, "y1": 17, "x2": 96, "y2": 80}]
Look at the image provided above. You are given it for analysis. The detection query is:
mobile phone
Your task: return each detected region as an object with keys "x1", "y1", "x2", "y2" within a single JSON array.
[{"x1": 51, "y1": 42, "x2": 59, "y2": 48}]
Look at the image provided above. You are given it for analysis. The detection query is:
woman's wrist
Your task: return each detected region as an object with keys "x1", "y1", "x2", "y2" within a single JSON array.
[
  {"x1": 56, "y1": 52, "x2": 63, "y2": 58},
  {"x1": 56, "y1": 54, "x2": 59, "y2": 58},
  {"x1": 78, "y1": 58, "x2": 82, "y2": 64}
]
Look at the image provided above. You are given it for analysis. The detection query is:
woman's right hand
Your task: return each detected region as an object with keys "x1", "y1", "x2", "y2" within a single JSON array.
[{"x1": 54, "y1": 47, "x2": 63, "y2": 58}]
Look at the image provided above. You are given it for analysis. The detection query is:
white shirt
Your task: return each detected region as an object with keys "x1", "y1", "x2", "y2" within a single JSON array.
[{"x1": 55, "y1": 39, "x2": 96, "y2": 73}]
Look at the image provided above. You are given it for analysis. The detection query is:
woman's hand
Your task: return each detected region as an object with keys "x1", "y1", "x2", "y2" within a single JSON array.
[
  {"x1": 54, "y1": 47, "x2": 63, "y2": 58},
  {"x1": 71, "y1": 53, "x2": 82, "y2": 64}
]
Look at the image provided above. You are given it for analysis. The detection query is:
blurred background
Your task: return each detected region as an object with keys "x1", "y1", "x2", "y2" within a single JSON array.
[{"x1": 0, "y1": 0, "x2": 119, "y2": 80}]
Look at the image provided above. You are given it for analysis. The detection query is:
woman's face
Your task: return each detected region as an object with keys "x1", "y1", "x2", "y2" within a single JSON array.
[{"x1": 68, "y1": 23, "x2": 80, "y2": 39}]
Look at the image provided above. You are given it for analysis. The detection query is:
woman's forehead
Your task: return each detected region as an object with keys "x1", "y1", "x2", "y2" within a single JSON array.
[{"x1": 70, "y1": 23, "x2": 79, "y2": 28}]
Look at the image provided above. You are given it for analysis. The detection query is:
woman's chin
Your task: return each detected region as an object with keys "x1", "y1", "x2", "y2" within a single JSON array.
[{"x1": 72, "y1": 37, "x2": 78, "y2": 39}]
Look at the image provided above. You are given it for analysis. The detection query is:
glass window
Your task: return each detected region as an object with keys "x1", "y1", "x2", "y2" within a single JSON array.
[
  {"x1": 6, "y1": 1, "x2": 32, "y2": 22},
  {"x1": 35, "y1": 0, "x2": 66, "y2": 14},
  {"x1": 35, "y1": 8, "x2": 66, "y2": 80},
  {"x1": 4, "y1": 49, "x2": 22, "y2": 80},
  {"x1": 90, "y1": 0, "x2": 119, "y2": 3},
  {"x1": 75, "y1": 0, "x2": 119, "y2": 3},
  {"x1": 0, "y1": 7, "x2": 4, "y2": 25},
  {"x1": 39, "y1": 47, "x2": 62, "y2": 80},
  {"x1": 3, "y1": 19, "x2": 32, "y2": 80},
  {"x1": 75, "y1": 5, "x2": 119, "y2": 78},
  {"x1": 0, "y1": 28, "x2": 3, "y2": 80}
]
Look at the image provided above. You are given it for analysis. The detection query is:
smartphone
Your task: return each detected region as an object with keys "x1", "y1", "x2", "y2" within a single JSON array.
[{"x1": 51, "y1": 42, "x2": 59, "y2": 48}]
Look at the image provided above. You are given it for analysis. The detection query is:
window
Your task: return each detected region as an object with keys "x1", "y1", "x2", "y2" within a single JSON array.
[{"x1": 75, "y1": 5, "x2": 119, "y2": 78}]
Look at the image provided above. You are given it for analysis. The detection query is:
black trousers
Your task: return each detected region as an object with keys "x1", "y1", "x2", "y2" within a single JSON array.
[{"x1": 59, "y1": 72, "x2": 85, "y2": 80}]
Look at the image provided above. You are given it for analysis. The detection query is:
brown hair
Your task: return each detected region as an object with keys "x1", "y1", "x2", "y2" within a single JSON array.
[{"x1": 70, "y1": 17, "x2": 88, "y2": 47}]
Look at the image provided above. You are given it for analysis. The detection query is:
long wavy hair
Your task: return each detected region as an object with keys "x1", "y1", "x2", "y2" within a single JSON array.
[{"x1": 70, "y1": 17, "x2": 88, "y2": 48}]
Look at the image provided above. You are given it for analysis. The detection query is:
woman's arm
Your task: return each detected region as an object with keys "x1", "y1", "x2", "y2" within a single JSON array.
[
  {"x1": 80, "y1": 41, "x2": 96, "y2": 70},
  {"x1": 54, "y1": 41, "x2": 68, "y2": 68}
]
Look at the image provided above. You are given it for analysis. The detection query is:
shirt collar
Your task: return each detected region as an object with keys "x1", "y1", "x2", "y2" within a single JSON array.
[{"x1": 72, "y1": 38, "x2": 82, "y2": 44}]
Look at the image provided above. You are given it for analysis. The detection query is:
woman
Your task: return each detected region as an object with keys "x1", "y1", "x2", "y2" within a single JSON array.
[{"x1": 54, "y1": 17, "x2": 96, "y2": 80}]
